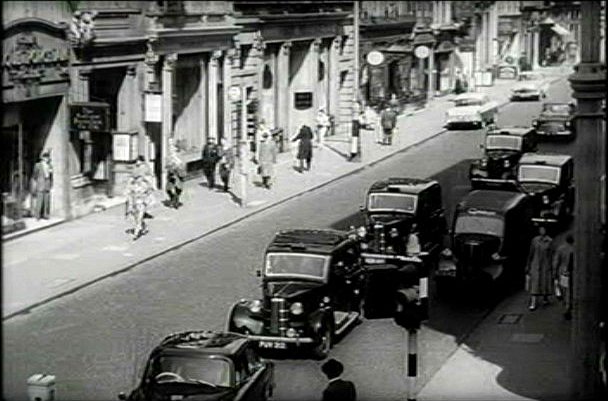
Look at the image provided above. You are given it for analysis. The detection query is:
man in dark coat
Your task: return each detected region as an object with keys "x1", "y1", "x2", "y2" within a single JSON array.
[
  {"x1": 321, "y1": 358, "x2": 356, "y2": 401},
  {"x1": 292, "y1": 125, "x2": 314, "y2": 172},
  {"x1": 379, "y1": 105, "x2": 397, "y2": 145},
  {"x1": 31, "y1": 151, "x2": 53, "y2": 219},
  {"x1": 201, "y1": 138, "x2": 221, "y2": 189},
  {"x1": 553, "y1": 234, "x2": 574, "y2": 319},
  {"x1": 218, "y1": 144, "x2": 234, "y2": 192},
  {"x1": 526, "y1": 225, "x2": 554, "y2": 311}
]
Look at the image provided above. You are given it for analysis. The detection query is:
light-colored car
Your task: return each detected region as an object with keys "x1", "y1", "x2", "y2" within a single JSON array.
[
  {"x1": 445, "y1": 93, "x2": 498, "y2": 129},
  {"x1": 510, "y1": 71, "x2": 549, "y2": 101}
]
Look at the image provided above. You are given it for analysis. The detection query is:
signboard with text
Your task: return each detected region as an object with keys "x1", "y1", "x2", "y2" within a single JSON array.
[
  {"x1": 145, "y1": 92, "x2": 162, "y2": 123},
  {"x1": 70, "y1": 102, "x2": 110, "y2": 132}
]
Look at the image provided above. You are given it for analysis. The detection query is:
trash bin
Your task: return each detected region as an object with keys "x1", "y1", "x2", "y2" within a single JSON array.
[{"x1": 27, "y1": 374, "x2": 55, "y2": 401}]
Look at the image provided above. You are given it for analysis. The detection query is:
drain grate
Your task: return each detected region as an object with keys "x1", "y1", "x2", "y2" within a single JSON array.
[{"x1": 498, "y1": 313, "x2": 522, "y2": 324}]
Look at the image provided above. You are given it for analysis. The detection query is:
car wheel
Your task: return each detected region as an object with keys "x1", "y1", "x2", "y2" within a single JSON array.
[
  {"x1": 264, "y1": 382, "x2": 274, "y2": 400},
  {"x1": 312, "y1": 324, "x2": 332, "y2": 360}
]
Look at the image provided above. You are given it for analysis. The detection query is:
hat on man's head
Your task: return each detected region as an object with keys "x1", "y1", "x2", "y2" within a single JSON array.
[
  {"x1": 262, "y1": 132, "x2": 270, "y2": 138},
  {"x1": 321, "y1": 358, "x2": 344, "y2": 379}
]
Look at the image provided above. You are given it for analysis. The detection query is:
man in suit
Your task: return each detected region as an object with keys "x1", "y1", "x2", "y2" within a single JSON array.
[
  {"x1": 201, "y1": 137, "x2": 221, "y2": 189},
  {"x1": 31, "y1": 151, "x2": 53, "y2": 219},
  {"x1": 321, "y1": 358, "x2": 356, "y2": 401},
  {"x1": 553, "y1": 234, "x2": 574, "y2": 320}
]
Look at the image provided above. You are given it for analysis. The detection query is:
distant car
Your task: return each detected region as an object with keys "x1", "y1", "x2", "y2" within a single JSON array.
[
  {"x1": 227, "y1": 229, "x2": 365, "y2": 359},
  {"x1": 469, "y1": 126, "x2": 538, "y2": 189},
  {"x1": 515, "y1": 153, "x2": 575, "y2": 228},
  {"x1": 118, "y1": 331, "x2": 274, "y2": 401},
  {"x1": 510, "y1": 71, "x2": 549, "y2": 101},
  {"x1": 445, "y1": 93, "x2": 498, "y2": 129},
  {"x1": 435, "y1": 190, "x2": 535, "y2": 294},
  {"x1": 532, "y1": 102, "x2": 576, "y2": 140}
]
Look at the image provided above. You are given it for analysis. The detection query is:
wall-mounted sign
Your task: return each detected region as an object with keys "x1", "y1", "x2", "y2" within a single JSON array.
[
  {"x1": 113, "y1": 131, "x2": 138, "y2": 162},
  {"x1": 70, "y1": 102, "x2": 110, "y2": 132},
  {"x1": 366, "y1": 50, "x2": 385, "y2": 66},
  {"x1": 414, "y1": 45, "x2": 430, "y2": 59},
  {"x1": 228, "y1": 86, "x2": 241, "y2": 102},
  {"x1": 145, "y1": 92, "x2": 162, "y2": 123},
  {"x1": 294, "y1": 92, "x2": 313, "y2": 110}
]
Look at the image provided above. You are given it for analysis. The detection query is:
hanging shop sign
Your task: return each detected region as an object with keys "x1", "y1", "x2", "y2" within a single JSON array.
[
  {"x1": 145, "y1": 92, "x2": 162, "y2": 123},
  {"x1": 366, "y1": 50, "x2": 385, "y2": 66},
  {"x1": 414, "y1": 45, "x2": 430, "y2": 59},
  {"x1": 70, "y1": 102, "x2": 110, "y2": 132},
  {"x1": 112, "y1": 131, "x2": 139, "y2": 162}
]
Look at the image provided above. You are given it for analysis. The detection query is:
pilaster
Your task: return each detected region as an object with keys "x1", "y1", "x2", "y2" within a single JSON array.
[
  {"x1": 311, "y1": 38, "x2": 322, "y2": 113},
  {"x1": 161, "y1": 53, "x2": 177, "y2": 190},
  {"x1": 277, "y1": 41, "x2": 291, "y2": 138},
  {"x1": 208, "y1": 50, "x2": 222, "y2": 141}
]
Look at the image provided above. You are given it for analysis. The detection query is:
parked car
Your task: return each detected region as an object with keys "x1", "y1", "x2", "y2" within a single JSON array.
[
  {"x1": 532, "y1": 102, "x2": 576, "y2": 141},
  {"x1": 510, "y1": 71, "x2": 549, "y2": 101},
  {"x1": 227, "y1": 229, "x2": 365, "y2": 359},
  {"x1": 118, "y1": 331, "x2": 274, "y2": 401},
  {"x1": 469, "y1": 126, "x2": 538, "y2": 189},
  {"x1": 435, "y1": 190, "x2": 535, "y2": 294},
  {"x1": 359, "y1": 177, "x2": 446, "y2": 257},
  {"x1": 515, "y1": 153, "x2": 575, "y2": 229},
  {"x1": 445, "y1": 93, "x2": 498, "y2": 129}
]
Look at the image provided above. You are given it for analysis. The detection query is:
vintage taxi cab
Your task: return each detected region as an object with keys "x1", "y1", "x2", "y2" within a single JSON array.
[
  {"x1": 227, "y1": 229, "x2": 365, "y2": 359},
  {"x1": 359, "y1": 177, "x2": 446, "y2": 257},
  {"x1": 435, "y1": 190, "x2": 535, "y2": 295},
  {"x1": 515, "y1": 153, "x2": 575, "y2": 228},
  {"x1": 469, "y1": 126, "x2": 537, "y2": 189},
  {"x1": 445, "y1": 93, "x2": 498, "y2": 129},
  {"x1": 532, "y1": 102, "x2": 576, "y2": 140},
  {"x1": 510, "y1": 71, "x2": 549, "y2": 101},
  {"x1": 118, "y1": 331, "x2": 274, "y2": 401}
]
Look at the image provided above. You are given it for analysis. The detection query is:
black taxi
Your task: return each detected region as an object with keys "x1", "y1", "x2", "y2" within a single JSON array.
[
  {"x1": 359, "y1": 178, "x2": 446, "y2": 257},
  {"x1": 118, "y1": 331, "x2": 274, "y2": 401},
  {"x1": 515, "y1": 153, "x2": 575, "y2": 229},
  {"x1": 469, "y1": 126, "x2": 537, "y2": 189},
  {"x1": 226, "y1": 229, "x2": 365, "y2": 359},
  {"x1": 435, "y1": 190, "x2": 535, "y2": 295},
  {"x1": 532, "y1": 102, "x2": 576, "y2": 141}
]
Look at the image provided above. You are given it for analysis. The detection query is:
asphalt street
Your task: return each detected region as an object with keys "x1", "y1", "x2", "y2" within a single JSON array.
[{"x1": 2, "y1": 78, "x2": 574, "y2": 401}]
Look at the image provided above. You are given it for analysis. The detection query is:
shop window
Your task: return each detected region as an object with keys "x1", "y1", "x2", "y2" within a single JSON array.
[{"x1": 263, "y1": 64, "x2": 273, "y2": 89}]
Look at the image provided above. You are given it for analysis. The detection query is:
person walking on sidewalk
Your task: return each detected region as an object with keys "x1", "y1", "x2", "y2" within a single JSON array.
[
  {"x1": 316, "y1": 107, "x2": 331, "y2": 147},
  {"x1": 292, "y1": 124, "x2": 314, "y2": 172},
  {"x1": 256, "y1": 132, "x2": 277, "y2": 189},
  {"x1": 201, "y1": 137, "x2": 221, "y2": 190},
  {"x1": 218, "y1": 144, "x2": 234, "y2": 192},
  {"x1": 321, "y1": 358, "x2": 357, "y2": 401},
  {"x1": 165, "y1": 139, "x2": 185, "y2": 209},
  {"x1": 525, "y1": 225, "x2": 554, "y2": 311},
  {"x1": 125, "y1": 172, "x2": 153, "y2": 240},
  {"x1": 31, "y1": 150, "x2": 53, "y2": 220},
  {"x1": 380, "y1": 104, "x2": 397, "y2": 146},
  {"x1": 553, "y1": 234, "x2": 574, "y2": 320}
]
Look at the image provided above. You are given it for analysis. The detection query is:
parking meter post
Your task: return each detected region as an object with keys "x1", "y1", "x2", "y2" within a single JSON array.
[{"x1": 406, "y1": 328, "x2": 418, "y2": 401}]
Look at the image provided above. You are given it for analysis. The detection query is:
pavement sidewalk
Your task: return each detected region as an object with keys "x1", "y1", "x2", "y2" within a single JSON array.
[
  {"x1": 2, "y1": 67, "x2": 570, "y2": 321},
  {"x1": 418, "y1": 289, "x2": 572, "y2": 401}
]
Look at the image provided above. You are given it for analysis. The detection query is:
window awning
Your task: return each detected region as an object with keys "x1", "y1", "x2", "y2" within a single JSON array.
[{"x1": 551, "y1": 24, "x2": 571, "y2": 37}]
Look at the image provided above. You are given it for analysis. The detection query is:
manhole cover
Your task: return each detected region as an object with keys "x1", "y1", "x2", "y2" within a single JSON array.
[
  {"x1": 511, "y1": 333, "x2": 544, "y2": 343},
  {"x1": 498, "y1": 313, "x2": 522, "y2": 324}
]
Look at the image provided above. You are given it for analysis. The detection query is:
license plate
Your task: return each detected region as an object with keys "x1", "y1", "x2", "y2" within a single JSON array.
[{"x1": 259, "y1": 340, "x2": 287, "y2": 349}]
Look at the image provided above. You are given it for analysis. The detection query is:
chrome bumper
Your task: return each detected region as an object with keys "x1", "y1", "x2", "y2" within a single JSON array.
[
  {"x1": 247, "y1": 334, "x2": 315, "y2": 344},
  {"x1": 532, "y1": 217, "x2": 558, "y2": 224}
]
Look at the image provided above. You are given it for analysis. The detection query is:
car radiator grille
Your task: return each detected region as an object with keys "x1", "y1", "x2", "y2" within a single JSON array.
[{"x1": 270, "y1": 298, "x2": 287, "y2": 335}]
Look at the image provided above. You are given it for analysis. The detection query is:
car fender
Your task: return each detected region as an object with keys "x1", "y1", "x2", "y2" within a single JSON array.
[
  {"x1": 227, "y1": 300, "x2": 264, "y2": 335},
  {"x1": 309, "y1": 308, "x2": 332, "y2": 336}
]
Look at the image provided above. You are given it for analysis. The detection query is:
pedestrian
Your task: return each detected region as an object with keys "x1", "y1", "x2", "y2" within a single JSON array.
[
  {"x1": 321, "y1": 358, "x2": 357, "y2": 401},
  {"x1": 134, "y1": 155, "x2": 156, "y2": 218},
  {"x1": 316, "y1": 107, "x2": 331, "y2": 147},
  {"x1": 165, "y1": 139, "x2": 185, "y2": 209},
  {"x1": 553, "y1": 234, "x2": 574, "y2": 320},
  {"x1": 201, "y1": 137, "x2": 221, "y2": 190},
  {"x1": 218, "y1": 144, "x2": 234, "y2": 192},
  {"x1": 125, "y1": 172, "x2": 153, "y2": 240},
  {"x1": 350, "y1": 106, "x2": 365, "y2": 161},
  {"x1": 256, "y1": 132, "x2": 277, "y2": 189},
  {"x1": 525, "y1": 225, "x2": 554, "y2": 311},
  {"x1": 388, "y1": 93, "x2": 400, "y2": 113},
  {"x1": 406, "y1": 224, "x2": 422, "y2": 257},
  {"x1": 292, "y1": 124, "x2": 314, "y2": 172},
  {"x1": 379, "y1": 104, "x2": 397, "y2": 145},
  {"x1": 31, "y1": 150, "x2": 53, "y2": 220}
]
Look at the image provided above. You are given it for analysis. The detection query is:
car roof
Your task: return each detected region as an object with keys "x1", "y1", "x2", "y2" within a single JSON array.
[
  {"x1": 519, "y1": 153, "x2": 572, "y2": 166},
  {"x1": 156, "y1": 330, "x2": 248, "y2": 357},
  {"x1": 368, "y1": 177, "x2": 437, "y2": 195},
  {"x1": 487, "y1": 126, "x2": 533, "y2": 136},
  {"x1": 454, "y1": 92, "x2": 486, "y2": 101},
  {"x1": 266, "y1": 229, "x2": 354, "y2": 255},
  {"x1": 459, "y1": 190, "x2": 529, "y2": 214}
]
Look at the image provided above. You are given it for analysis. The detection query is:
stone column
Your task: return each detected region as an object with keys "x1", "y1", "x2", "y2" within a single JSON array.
[
  {"x1": 532, "y1": 28, "x2": 541, "y2": 69},
  {"x1": 199, "y1": 55, "x2": 208, "y2": 144},
  {"x1": 427, "y1": 48, "x2": 435, "y2": 100},
  {"x1": 311, "y1": 38, "x2": 321, "y2": 113},
  {"x1": 77, "y1": 69, "x2": 93, "y2": 174},
  {"x1": 329, "y1": 36, "x2": 341, "y2": 116},
  {"x1": 208, "y1": 50, "x2": 221, "y2": 141},
  {"x1": 277, "y1": 41, "x2": 292, "y2": 143},
  {"x1": 143, "y1": 45, "x2": 159, "y2": 159},
  {"x1": 223, "y1": 50, "x2": 233, "y2": 147},
  {"x1": 161, "y1": 53, "x2": 177, "y2": 190}
]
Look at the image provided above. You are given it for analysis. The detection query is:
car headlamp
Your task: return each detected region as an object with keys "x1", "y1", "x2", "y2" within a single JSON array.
[
  {"x1": 504, "y1": 159, "x2": 510, "y2": 168},
  {"x1": 286, "y1": 328, "x2": 297, "y2": 338},
  {"x1": 481, "y1": 158, "x2": 488, "y2": 167},
  {"x1": 492, "y1": 252, "x2": 502, "y2": 261},
  {"x1": 249, "y1": 299, "x2": 263, "y2": 313},
  {"x1": 543, "y1": 195, "x2": 550, "y2": 204},
  {"x1": 290, "y1": 302, "x2": 303, "y2": 315},
  {"x1": 389, "y1": 228, "x2": 399, "y2": 238},
  {"x1": 357, "y1": 226, "x2": 367, "y2": 238}
]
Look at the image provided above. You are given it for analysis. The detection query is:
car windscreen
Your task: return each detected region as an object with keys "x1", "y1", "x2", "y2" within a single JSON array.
[
  {"x1": 454, "y1": 99, "x2": 483, "y2": 106},
  {"x1": 368, "y1": 193, "x2": 417, "y2": 213},
  {"x1": 537, "y1": 120, "x2": 567, "y2": 130},
  {"x1": 542, "y1": 104, "x2": 570, "y2": 114},
  {"x1": 152, "y1": 355, "x2": 232, "y2": 388},
  {"x1": 265, "y1": 253, "x2": 329, "y2": 280},
  {"x1": 454, "y1": 215, "x2": 504, "y2": 237},
  {"x1": 518, "y1": 165, "x2": 560, "y2": 184},
  {"x1": 486, "y1": 135, "x2": 522, "y2": 151}
]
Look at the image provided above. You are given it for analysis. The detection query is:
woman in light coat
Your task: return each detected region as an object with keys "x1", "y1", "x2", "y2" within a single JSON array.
[
  {"x1": 257, "y1": 132, "x2": 277, "y2": 189},
  {"x1": 526, "y1": 225, "x2": 554, "y2": 310}
]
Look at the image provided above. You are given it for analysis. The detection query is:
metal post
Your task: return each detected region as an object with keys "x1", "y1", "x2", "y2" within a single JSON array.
[
  {"x1": 406, "y1": 329, "x2": 418, "y2": 401},
  {"x1": 239, "y1": 86, "x2": 248, "y2": 207},
  {"x1": 353, "y1": 0, "x2": 360, "y2": 102}
]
